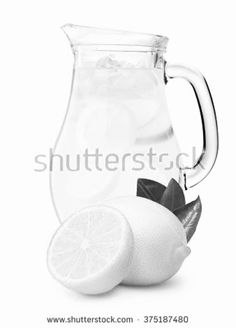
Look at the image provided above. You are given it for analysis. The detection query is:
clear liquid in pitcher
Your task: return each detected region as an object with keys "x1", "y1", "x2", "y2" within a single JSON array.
[{"x1": 51, "y1": 56, "x2": 181, "y2": 221}]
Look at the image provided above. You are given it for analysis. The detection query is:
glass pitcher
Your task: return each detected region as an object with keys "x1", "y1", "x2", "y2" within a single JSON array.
[{"x1": 50, "y1": 25, "x2": 218, "y2": 222}]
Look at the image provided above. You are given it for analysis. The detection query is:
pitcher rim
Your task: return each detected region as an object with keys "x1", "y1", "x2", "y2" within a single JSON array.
[{"x1": 61, "y1": 24, "x2": 169, "y2": 52}]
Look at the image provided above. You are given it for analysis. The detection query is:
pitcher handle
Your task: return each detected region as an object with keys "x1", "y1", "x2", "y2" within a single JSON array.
[{"x1": 165, "y1": 63, "x2": 219, "y2": 190}]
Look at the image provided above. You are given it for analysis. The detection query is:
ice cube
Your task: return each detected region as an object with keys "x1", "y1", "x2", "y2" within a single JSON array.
[{"x1": 96, "y1": 56, "x2": 120, "y2": 69}]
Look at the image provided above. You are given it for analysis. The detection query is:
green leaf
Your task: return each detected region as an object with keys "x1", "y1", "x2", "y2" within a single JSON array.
[
  {"x1": 160, "y1": 179, "x2": 185, "y2": 211},
  {"x1": 137, "y1": 178, "x2": 166, "y2": 203},
  {"x1": 174, "y1": 196, "x2": 202, "y2": 242}
]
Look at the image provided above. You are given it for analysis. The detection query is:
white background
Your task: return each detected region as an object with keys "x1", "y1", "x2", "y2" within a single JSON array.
[{"x1": 0, "y1": 1, "x2": 235, "y2": 327}]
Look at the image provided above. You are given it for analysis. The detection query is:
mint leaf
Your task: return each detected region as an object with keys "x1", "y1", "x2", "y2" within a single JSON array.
[
  {"x1": 174, "y1": 196, "x2": 202, "y2": 242},
  {"x1": 160, "y1": 179, "x2": 185, "y2": 211},
  {"x1": 137, "y1": 178, "x2": 166, "y2": 203}
]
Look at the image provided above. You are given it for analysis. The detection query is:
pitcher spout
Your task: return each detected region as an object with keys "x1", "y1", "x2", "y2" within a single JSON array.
[{"x1": 61, "y1": 24, "x2": 92, "y2": 48}]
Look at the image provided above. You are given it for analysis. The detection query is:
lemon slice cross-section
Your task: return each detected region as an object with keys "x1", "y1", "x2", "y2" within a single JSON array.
[{"x1": 47, "y1": 206, "x2": 134, "y2": 295}]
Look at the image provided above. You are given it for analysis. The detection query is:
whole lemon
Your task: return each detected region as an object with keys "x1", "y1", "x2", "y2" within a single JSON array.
[{"x1": 105, "y1": 196, "x2": 190, "y2": 286}]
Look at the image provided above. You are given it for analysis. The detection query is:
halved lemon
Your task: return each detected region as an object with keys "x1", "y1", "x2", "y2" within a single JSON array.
[{"x1": 47, "y1": 206, "x2": 134, "y2": 294}]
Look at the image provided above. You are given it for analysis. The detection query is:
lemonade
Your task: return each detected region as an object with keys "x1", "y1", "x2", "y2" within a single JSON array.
[{"x1": 51, "y1": 58, "x2": 181, "y2": 221}]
